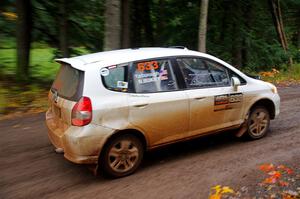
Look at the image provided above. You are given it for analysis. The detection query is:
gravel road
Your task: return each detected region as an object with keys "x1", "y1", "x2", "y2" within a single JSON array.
[{"x1": 1, "y1": 86, "x2": 299, "y2": 199}]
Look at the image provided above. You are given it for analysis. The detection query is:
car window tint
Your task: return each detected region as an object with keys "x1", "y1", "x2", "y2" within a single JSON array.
[
  {"x1": 204, "y1": 60, "x2": 230, "y2": 86},
  {"x1": 177, "y1": 58, "x2": 215, "y2": 88},
  {"x1": 132, "y1": 59, "x2": 178, "y2": 93},
  {"x1": 102, "y1": 64, "x2": 128, "y2": 92}
]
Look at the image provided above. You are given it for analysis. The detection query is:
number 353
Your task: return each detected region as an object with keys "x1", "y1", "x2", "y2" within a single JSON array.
[{"x1": 137, "y1": 61, "x2": 159, "y2": 71}]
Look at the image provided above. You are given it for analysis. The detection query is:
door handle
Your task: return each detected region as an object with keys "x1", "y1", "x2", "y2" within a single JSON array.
[
  {"x1": 194, "y1": 97, "x2": 206, "y2": 101},
  {"x1": 133, "y1": 104, "x2": 149, "y2": 108}
]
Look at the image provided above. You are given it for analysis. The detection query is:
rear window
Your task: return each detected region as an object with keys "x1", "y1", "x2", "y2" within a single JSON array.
[{"x1": 51, "y1": 63, "x2": 84, "y2": 101}]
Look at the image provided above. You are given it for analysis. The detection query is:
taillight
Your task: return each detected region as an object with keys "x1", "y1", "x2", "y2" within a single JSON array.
[{"x1": 71, "y1": 97, "x2": 92, "y2": 126}]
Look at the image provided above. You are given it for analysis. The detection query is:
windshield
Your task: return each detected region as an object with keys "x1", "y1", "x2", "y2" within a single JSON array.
[{"x1": 51, "y1": 63, "x2": 84, "y2": 101}]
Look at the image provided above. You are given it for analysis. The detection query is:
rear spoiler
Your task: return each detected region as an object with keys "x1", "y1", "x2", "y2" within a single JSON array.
[{"x1": 55, "y1": 58, "x2": 86, "y2": 71}]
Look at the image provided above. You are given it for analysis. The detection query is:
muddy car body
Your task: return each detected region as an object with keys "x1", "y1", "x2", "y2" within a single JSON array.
[{"x1": 46, "y1": 47, "x2": 280, "y2": 177}]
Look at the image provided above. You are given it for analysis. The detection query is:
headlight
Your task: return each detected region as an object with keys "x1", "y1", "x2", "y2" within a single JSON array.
[
  {"x1": 272, "y1": 85, "x2": 278, "y2": 94},
  {"x1": 267, "y1": 83, "x2": 278, "y2": 94}
]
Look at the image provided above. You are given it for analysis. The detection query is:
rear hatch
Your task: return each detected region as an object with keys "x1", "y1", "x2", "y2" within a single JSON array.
[{"x1": 48, "y1": 62, "x2": 84, "y2": 130}]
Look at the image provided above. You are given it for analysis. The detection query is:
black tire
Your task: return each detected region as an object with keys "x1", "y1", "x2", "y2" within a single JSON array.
[
  {"x1": 100, "y1": 134, "x2": 144, "y2": 178},
  {"x1": 244, "y1": 106, "x2": 270, "y2": 140}
]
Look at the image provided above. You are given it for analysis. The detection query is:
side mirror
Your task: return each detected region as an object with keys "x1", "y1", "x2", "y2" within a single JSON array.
[{"x1": 231, "y1": 77, "x2": 241, "y2": 91}]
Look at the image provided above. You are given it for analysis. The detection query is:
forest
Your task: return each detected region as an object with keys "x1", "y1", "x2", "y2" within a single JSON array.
[
  {"x1": 0, "y1": 0, "x2": 300, "y2": 115},
  {"x1": 1, "y1": 0, "x2": 300, "y2": 80}
]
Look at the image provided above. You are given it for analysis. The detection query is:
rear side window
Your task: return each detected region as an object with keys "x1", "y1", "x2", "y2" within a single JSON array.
[
  {"x1": 51, "y1": 63, "x2": 84, "y2": 101},
  {"x1": 132, "y1": 59, "x2": 179, "y2": 93},
  {"x1": 101, "y1": 64, "x2": 129, "y2": 92}
]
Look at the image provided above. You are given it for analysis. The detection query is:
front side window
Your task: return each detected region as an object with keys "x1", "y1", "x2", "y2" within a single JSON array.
[
  {"x1": 132, "y1": 59, "x2": 178, "y2": 93},
  {"x1": 204, "y1": 59, "x2": 230, "y2": 86},
  {"x1": 102, "y1": 64, "x2": 128, "y2": 92},
  {"x1": 177, "y1": 58, "x2": 230, "y2": 88}
]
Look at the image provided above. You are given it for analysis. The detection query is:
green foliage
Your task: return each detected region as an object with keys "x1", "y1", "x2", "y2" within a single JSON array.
[
  {"x1": 31, "y1": 0, "x2": 105, "y2": 52},
  {"x1": 0, "y1": 48, "x2": 16, "y2": 75},
  {"x1": 1, "y1": 0, "x2": 300, "y2": 81},
  {"x1": 0, "y1": 45, "x2": 59, "y2": 80}
]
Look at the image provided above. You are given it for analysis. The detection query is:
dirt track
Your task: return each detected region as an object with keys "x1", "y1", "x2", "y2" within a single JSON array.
[{"x1": 0, "y1": 86, "x2": 299, "y2": 199}]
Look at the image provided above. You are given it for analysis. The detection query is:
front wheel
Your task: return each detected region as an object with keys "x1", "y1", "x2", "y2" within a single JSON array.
[
  {"x1": 245, "y1": 106, "x2": 270, "y2": 140},
  {"x1": 101, "y1": 134, "x2": 144, "y2": 178}
]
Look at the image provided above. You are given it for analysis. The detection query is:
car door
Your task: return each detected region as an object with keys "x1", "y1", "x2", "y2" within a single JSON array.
[
  {"x1": 128, "y1": 58, "x2": 189, "y2": 147},
  {"x1": 175, "y1": 57, "x2": 245, "y2": 137}
]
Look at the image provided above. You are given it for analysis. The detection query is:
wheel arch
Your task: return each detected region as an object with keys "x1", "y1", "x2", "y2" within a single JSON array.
[
  {"x1": 249, "y1": 98, "x2": 276, "y2": 119},
  {"x1": 98, "y1": 129, "x2": 148, "y2": 163}
]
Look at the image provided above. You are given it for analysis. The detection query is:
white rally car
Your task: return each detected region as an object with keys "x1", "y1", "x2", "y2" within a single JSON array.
[{"x1": 46, "y1": 47, "x2": 280, "y2": 177}]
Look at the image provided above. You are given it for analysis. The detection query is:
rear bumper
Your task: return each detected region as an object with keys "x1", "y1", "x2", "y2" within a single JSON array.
[{"x1": 46, "y1": 112, "x2": 114, "y2": 164}]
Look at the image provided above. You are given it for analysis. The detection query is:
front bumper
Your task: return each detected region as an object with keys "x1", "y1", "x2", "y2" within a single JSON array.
[
  {"x1": 46, "y1": 114, "x2": 114, "y2": 164},
  {"x1": 273, "y1": 93, "x2": 280, "y2": 118}
]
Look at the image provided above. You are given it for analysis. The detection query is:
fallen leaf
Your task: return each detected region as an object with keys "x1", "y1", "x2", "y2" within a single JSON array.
[
  {"x1": 279, "y1": 181, "x2": 289, "y2": 187},
  {"x1": 221, "y1": 186, "x2": 234, "y2": 194},
  {"x1": 286, "y1": 168, "x2": 294, "y2": 175},
  {"x1": 277, "y1": 165, "x2": 286, "y2": 169},
  {"x1": 260, "y1": 164, "x2": 275, "y2": 172},
  {"x1": 208, "y1": 194, "x2": 221, "y2": 199},
  {"x1": 263, "y1": 176, "x2": 277, "y2": 184},
  {"x1": 284, "y1": 190, "x2": 298, "y2": 196},
  {"x1": 268, "y1": 171, "x2": 281, "y2": 179}
]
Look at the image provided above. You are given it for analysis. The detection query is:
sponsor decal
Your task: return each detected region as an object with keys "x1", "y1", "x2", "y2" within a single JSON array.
[
  {"x1": 214, "y1": 93, "x2": 243, "y2": 111},
  {"x1": 159, "y1": 69, "x2": 168, "y2": 80},
  {"x1": 108, "y1": 65, "x2": 117, "y2": 69},
  {"x1": 100, "y1": 68, "x2": 110, "y2": 76},
  {"x1": 117, "y1": 81, "x2": 128, "y2": 89},
  {"x1": 135, "y1": 69, "x2": 169, "y2": 84}
]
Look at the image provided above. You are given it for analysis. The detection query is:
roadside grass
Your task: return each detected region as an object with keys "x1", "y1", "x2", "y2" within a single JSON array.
[
  {"x1": 0, "y1": 45, "x2": 89, "y2": 118},
  {"x1": 259, "y1": 64, "x2": 300, "y2": 86},
  {"x1": 0, "y1": 83, "x2": 49, "y2": 118}
]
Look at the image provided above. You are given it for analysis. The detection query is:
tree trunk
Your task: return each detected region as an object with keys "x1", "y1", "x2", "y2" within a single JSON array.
[
  {"x1": 104, "y1": 0, "x2": 121, "y2": 51},
  {"x1": 242, "y1": 2, "x2": 253, "y2": 68},
  {"x1": 156, "y1": 0, "x2": 165, "y2": 46},
  {"x1": 231, "y1": 0, "x2": 243, "y2": 68},
  {"x1": 131, "y1": 0, "x2": 141, "y2": 47},
  {"x1": 232, "y1": 25, "x2": 242, "y2": 68},
  {"x1": 268, "y1": 0, "x2": 293, "y2": 65},
  {"x1": 121, "y1": 0, "x2": 130, "y2": 48},
  {"x1": 59, "y1": 0, "x2": 69, "y2": 57},
  {"x1": 298, "y1": 29, "x2": 300, "y2": 49},
  {"x1": 131, "y1": 0, "x2": 153, "y2": 47},
  {"x1": 142, "y1": 0, "x2": 154, "y2": 46},
  {"x1": 16, "y1": 0, "x2": 32, "y2": 81},
  {"x1": 198, "y1": 0, "x2": 209, "y2": 53}
]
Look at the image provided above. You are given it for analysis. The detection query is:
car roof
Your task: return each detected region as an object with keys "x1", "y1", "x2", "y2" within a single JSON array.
[{"x1": 56, "y1": 47, "x2": 210, "y2": 71}]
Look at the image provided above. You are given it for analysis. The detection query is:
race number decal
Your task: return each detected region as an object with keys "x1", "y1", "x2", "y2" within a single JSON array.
[{"x1": 137, "y1": 61, "x2": 159, "y2": 71}]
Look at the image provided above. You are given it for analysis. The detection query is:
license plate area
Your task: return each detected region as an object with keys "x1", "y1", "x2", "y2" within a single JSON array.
[{"x1": 53, "y1": 105, "x2": 61, "y2": 119}]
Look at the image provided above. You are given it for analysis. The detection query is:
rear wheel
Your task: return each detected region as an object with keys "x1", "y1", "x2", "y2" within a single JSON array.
[
  {"x1": 245, "y1": 106, "x2": 270, "y2": 139},
  {"x1": 101, "y1": 134, "x2": 144, "y2": 178}
]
